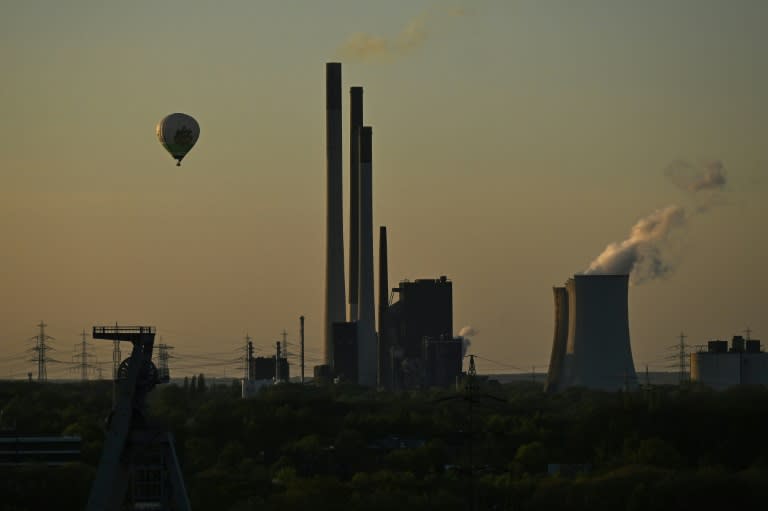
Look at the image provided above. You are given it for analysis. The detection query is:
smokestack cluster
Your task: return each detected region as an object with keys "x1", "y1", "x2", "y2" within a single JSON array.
[{"x1": 323, "y1": 63, "x2": 378, "y2": 386}]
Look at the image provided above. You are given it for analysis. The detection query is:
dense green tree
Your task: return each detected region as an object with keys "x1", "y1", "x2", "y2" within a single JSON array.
[{"x1": 4, "y1": 380, "x2": 768, "y2": 509}]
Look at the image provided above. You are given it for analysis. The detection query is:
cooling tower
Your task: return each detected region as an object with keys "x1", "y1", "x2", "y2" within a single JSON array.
[
  {"x1": 357, "y1": 126, "x2": 377, "y2": 386},
  {"x1": 324, "y1": 62, "x2": 346, "y2": 367},
  {"x1": 561, "y1": 274, "x2": 637, "y2": 391},
  {"x1": 544, "y1": 286, "x2": 569, "y2": 392}
]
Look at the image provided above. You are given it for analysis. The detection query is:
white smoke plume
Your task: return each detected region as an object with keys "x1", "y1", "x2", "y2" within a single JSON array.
[
  {"x1": 458, "y1": 325, "x2": 477, "y2": 356},
  {"x1": 583, "y1": 158, "x2": 729, "y2": 285},
  {"x1": 584, "y1": 206, "x2": 686, "y2": 284},
  {"x1": 338, "y1": 7, "x2": 469, "y2": 61}
]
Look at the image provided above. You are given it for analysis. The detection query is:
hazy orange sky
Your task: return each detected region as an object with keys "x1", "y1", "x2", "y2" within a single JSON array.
[{"x1": 2, "y1": 1, "x2": 766, "y2": 378}]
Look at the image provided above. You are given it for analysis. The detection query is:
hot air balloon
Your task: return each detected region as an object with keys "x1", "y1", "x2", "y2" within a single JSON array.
[{"x1": 156, "y1": 113, "x2": 200, "y2": 166}]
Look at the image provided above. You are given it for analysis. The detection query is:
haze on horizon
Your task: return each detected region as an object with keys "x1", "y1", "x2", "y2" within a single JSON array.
[{"x1": 2, "y1": 0, "x2": 766, "y2": 378}]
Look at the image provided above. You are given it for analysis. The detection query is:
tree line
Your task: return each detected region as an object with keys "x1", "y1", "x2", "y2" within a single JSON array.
[{"x1": 1, "y1": 379, "x2": 767, "y2": 510}]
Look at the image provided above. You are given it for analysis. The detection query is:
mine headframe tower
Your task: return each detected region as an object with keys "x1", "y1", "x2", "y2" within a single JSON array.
[{"x1": 86, "y1": 325, "x2": 190, "y2": 511}]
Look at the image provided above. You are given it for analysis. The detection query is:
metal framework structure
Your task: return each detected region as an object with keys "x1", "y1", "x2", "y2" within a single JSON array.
[
  {"x1": 73, "y1": 329, "x2": 95, "y2": 381},
  {"x1": 86, "y1": 325, "x2": 190, "y2": 511},
  {"x1": 30, "y1": 321, "x2": 54, "y2": 382}
]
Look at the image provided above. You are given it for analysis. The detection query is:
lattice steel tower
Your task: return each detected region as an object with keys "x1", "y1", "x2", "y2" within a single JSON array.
[
  {"x1": 73, "y1": 329, "x2": 95, "y2": 381},
  {"x1": 30, "y1": 321, "x2": 54, "y2": 382}
]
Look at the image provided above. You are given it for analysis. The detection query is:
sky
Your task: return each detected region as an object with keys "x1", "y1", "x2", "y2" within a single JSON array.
[{"x1": 2, "y1": 0, "x2": 766, "y2": 379}]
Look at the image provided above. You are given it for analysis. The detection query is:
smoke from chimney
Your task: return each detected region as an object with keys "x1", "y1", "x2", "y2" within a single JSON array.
[
  {"x1": 458, "y1": 325, "x2": 477, "y2": 356},
  {"x1": 584, "y1": 206, "x2": 686, "y2": 284},
  {"x1": 338, "y1": 7, "x2": 469, "y2": 62}
]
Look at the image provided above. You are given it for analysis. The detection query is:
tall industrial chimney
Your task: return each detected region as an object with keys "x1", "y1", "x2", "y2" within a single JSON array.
[
  {"x1": 378, "y1": 225, "x2": 389, "y2": 387},
  {"x1": 562, "y1": 274, "x2": 637, "y2": 391},
  {"x1": 324, "y1": 62, "x2": 346, "y2": 367},
  {"x1": 378, "y1": 226, "x2": 388, "y2": 339},
  {"x1": 544, "y1": 286, "x2": 568, "y2": 392},
  {"x1": 349, "y1": 86, "x2": 363, "y2": 322},
  {"x1": 357, "y1": 126, "x2": 377, "y2": 386},
  {"x1": 300, "y1": 315, "x2": 305, "y2": 385}
]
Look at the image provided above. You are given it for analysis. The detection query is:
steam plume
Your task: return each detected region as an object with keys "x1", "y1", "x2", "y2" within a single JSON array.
[
  {"x1": 583, "y1": 158, "x2": 729, "y2": 285},
  {"x1": 338, "y1": 7, "x2": 469, "y2": 61},
  {"x1": 584, "y1": 206, "x2": 686, "y2": 283}
]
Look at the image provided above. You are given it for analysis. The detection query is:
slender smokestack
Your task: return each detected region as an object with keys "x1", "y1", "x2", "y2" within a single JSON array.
[
  {"x1": 378, "y1": 225, "x2": 389, "y2": 388},
  {"x1": 349, "y1": 86, "x2": 363, "y2": 322},
  {"x1": 357, "y1": 126, "x2": 377, "y2": 386},
  {"x1": 300, "y1": 315, "x2": 305, "y2": 385},
  {"x1": 378, "y1": 226, "x2": 388, "y2": 338},
  {"x1": 324, "y1": 62, "x2": 346, "y2": 367}
]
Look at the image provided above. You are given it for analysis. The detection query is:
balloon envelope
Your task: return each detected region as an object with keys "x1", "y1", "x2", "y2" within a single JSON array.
[{"x1": 156, "y1": 113, "x2": 200, "y2": 165}]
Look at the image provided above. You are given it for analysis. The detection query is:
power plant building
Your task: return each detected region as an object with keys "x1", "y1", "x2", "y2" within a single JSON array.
[
  {"x1": 331, "y1": 321, "x2": 358, "y2": 383},
  {"x1": 250, "y1": 356, "x2": 290, "y2": 383},
  {"x1": 691, "y1": 336, "x2": 768, "y2": 390},
  {"x1": 423, "y1": 336, "x2": 464, "y2": 388},
  {"x1": 546, "y1": 274, "x2": 637, "y2": 391},
  {"x1": 384, "y1": 277, "x2": 454, "y2": 389}
]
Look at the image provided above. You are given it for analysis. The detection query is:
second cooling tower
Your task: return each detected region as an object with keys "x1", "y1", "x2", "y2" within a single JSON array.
[{"x1": 547, "y1": 274, "x2": 637, "y2": 391}]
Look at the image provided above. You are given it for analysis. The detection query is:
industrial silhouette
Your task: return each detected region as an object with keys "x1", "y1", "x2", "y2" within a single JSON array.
[
  {"x1": 87, "y1": 325, "x2": 189, "y2": 510},
  {"x1": 318, "y1": 62, "x2": 463, "y2": 389}
]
